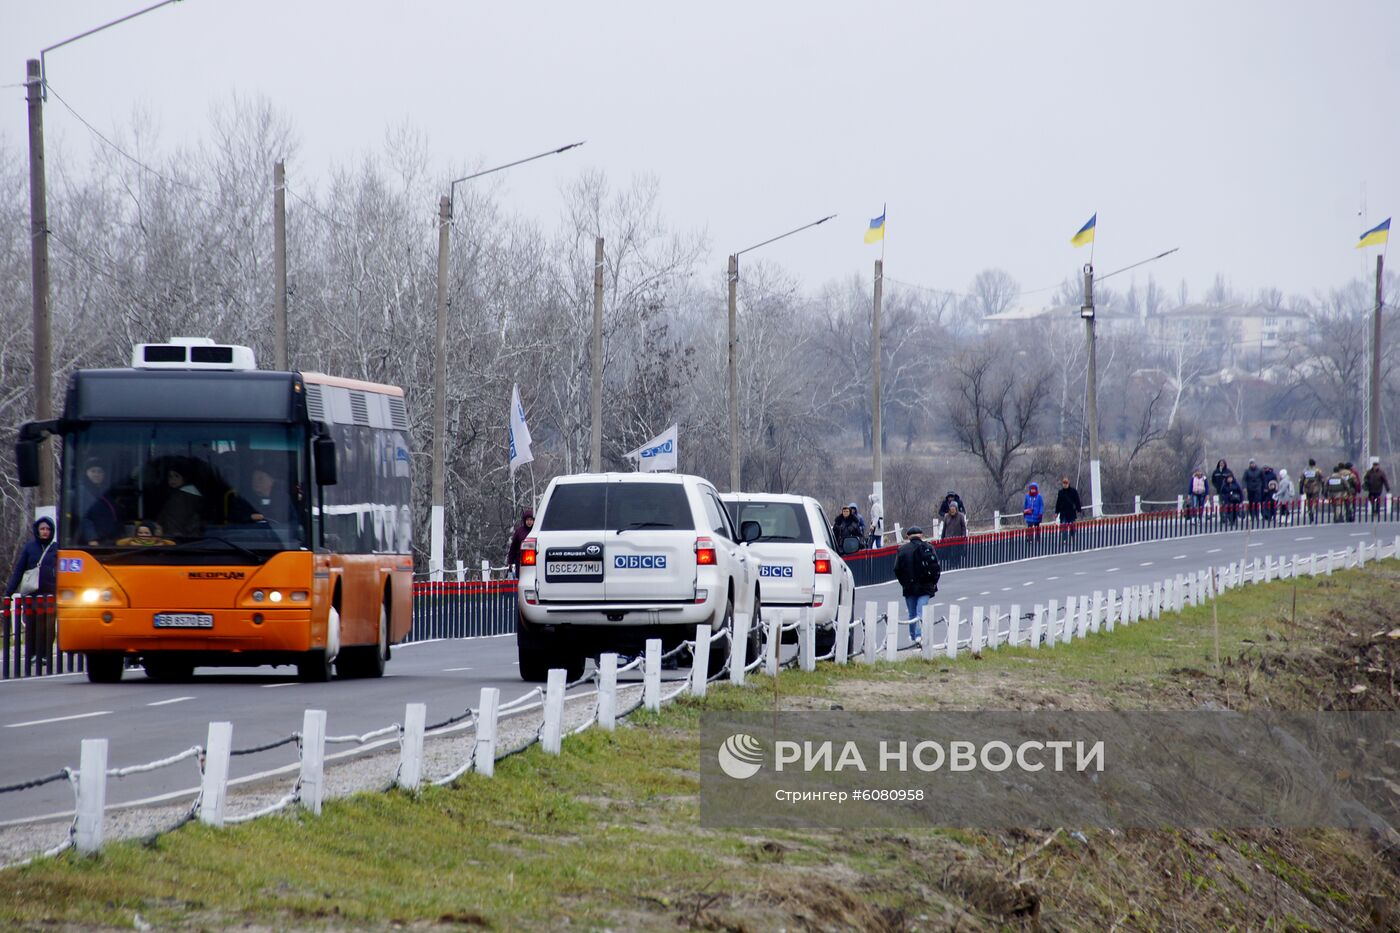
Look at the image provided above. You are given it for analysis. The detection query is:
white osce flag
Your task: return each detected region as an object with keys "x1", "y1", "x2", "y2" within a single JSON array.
[
  {"x1": 508, "y1": 384, "x2": 534, "y2": 474},
  {"x1": 626, "y1": 423, "x2": 678, "y2": 472}
]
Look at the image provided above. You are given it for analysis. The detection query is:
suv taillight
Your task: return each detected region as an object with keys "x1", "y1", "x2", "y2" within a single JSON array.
[
  {"x1": 814, "y1": 548, "x2": 832, "y2": 575},
  {"x1": 695, "y1": 537, "x2": 717, "y2": 566},
  {"x1": 521, "y1": 538, "x2": 537, "y2": 566}
]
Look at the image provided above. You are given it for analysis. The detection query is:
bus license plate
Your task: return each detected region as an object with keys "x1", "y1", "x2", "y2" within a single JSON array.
[
  {"x1": 153, "y1": 613, "x2": 214, "y2": 629},
  {"x1": 546, "y1": 560, "x2": 602, "y2": 577}
]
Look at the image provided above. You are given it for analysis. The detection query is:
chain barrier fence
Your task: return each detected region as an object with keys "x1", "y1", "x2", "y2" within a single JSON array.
[{"x1": 3, "y1": 531, "x2": 1397, "y2": 865}]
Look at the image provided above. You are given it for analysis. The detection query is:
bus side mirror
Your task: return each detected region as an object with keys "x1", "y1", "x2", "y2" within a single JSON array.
[
  {"x1": 15, "y1": 439, "x2": 40, "y2": 488},
  {"x1": 314, "y1": 436, "x2": 338, "y2": 486}
]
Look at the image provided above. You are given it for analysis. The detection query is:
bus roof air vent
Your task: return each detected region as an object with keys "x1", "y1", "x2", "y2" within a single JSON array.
[{"x1": 132, "y1": 337, "x2": 257, "y2": 371}]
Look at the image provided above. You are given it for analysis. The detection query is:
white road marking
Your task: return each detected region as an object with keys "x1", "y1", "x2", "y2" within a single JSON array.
[
  {"x1": 1248, "y1": 543, "x2": 1262, "y2": 548},
  {"x1": 1105, "y1": 567, "x2": 1119, "y2": 573},
  {"x1": 1140, "y1": 561, "x2": 1154, "y2": 567},
  {"x1": 979, "y1": 591, "x2": 991, "y2": 596},
  {"x1": 441, "y1": 667, "x2": 473, "y2": 672},
  {"x1": 5, "y1": 710, "x2": 112, "y2": 729},
  {"x1": 957, "y1": 596, "x2": 969, "y2": 602},
  {"x1": 1350, "y1": 532, "x2": 1369, "y2": 537},
  {"x1": 1074, "y1": 571, "x2": 1086, "y2": 576},
  {"x1": 1294, "y1": 536, "x2": 1314, "y2": 541},
  {"x1": 1173, "y1": 555, "x2": 1186, "y2": 560},
  {"x1": 1207, "y1": 548, "x2": 1221, "y2": 554},
  {"x1": 1046, "y1": 576, "x2": 1059, "y2": 581},
  {"x1": 1000, "y1": 587, "x2": 1012, "y2": 591},
  {"x1": 260, "y1": 682, "x2": 300, "y2": 689},
  {"x1": 146, "y1": 696, "x2": 194, "y2": 707},
  {"x1": 1022, "y1": 581, "x2": 1034, "y2": 586}
]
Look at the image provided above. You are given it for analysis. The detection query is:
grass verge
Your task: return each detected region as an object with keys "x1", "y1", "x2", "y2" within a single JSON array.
[{"x1": 3, "y1": 562, "x2": 1399, "y2": 931}]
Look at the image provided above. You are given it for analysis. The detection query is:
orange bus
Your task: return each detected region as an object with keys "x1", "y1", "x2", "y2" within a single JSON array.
[{"x1": 15, "y1": 338, "x2": 414, "y2": 683}]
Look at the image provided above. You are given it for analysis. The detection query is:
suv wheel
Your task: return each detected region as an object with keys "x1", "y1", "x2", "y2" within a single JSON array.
[
  {"x1": 706, "y1": 595, "x2": 734, "y2": 679},
  {"x1": 517, "y1": 614, "x2": 585, "y2": 683}
]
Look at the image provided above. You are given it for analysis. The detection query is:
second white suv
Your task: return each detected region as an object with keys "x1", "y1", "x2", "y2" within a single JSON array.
[
  {"x1": 722, "y1": 493, "x2": 856, "y2": 655},
  {"x1": 516, "y1": 473, "x2": 762, "y2": 681}
]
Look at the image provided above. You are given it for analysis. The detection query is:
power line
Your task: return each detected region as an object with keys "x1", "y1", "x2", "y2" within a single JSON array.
[{"x1": 45, "y1": 82, "x2": 209, "y2": 198}]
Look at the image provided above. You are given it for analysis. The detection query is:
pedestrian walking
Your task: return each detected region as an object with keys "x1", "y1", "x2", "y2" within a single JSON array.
[
  {"x1": 1363, "y1": 457, "x2": 1390, "y2": 519},
  {"x1": 1188, "y1": 468, "x2": 1210, "y2": 515},
  {"x1": 6, "y1": 516, "x2": 58, "y2": 674},
  {"x1": 1221, "y1": 472, "x2": 1244, "y2": 526},
  {"x1": 1211, "y1": 459, "x2": 1231, "y2": 498},
  {"x1": 1299, "y1": 459, "x2": 1324, "y2": 524},
  {"x1": 892, "y1": 526, "x2": 940, "y2": 641},
  {"x1": 1054, "y1": 476, "x2": 1081, "y2": 545},
  {"x1": 1274, "y1": 468, "x2": 1295, "y2": 523},
  {"x1": 1022, "y1": 482, "x2": 1044, "y2": 542},
  {"x1": 1325, "y1": 464, "x2": 1351, "y2": 522},
  {"x1": 832, "y1": 504, "x2": 864, "y2": 556},
  {"x1": 940, "y1": 500, "x2": 968, "y2": 569},
  {"x1": 1260, "y1": 464, "x2": 1279, "y2": 522},
  {"x1": 1243, "y1": 458, "x2": 1264, "y2": 522}
]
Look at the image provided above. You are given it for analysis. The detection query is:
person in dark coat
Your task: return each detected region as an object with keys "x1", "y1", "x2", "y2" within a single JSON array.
[
  {"x1": 1260, "y1": 465, "x2": 1279, "y2": 522},
  {"x1": 7, "y1": 517, "x2": 57, "y2": 596},
  {"x1": 1211, "y1": 459, "x2": 1230, "y2": 497},
  {"x1": 1220, "y1": 472, "x2": 1245, "y2": 526},
  {"x1": 505, "y1": 509, "x2": 534, "y2": 577},
  {"x1": 157, "y1": 467, "x2": 206, "y2": 539},
  {"x1": 937, "y1": 491, "x2": 966, "y2": 522},
  {"x1": 892, "y1": 527, "x2": 939, "y2": 641},
  {"x1": 75, "y1": 458, "x2": 121, "y2": 545},
  {"x1": 1242, "y1": 459, "x2": 1264, "y2": 520},
  {"x1": 1363, "y1": 457, "x2": 1390, "y2": 518},
  {"x1": 1053, "y1": 476, "x2": 1082, "y2": 544},
  {"x1": 831, "y1": 505, "x2": 864, "y2": 555}
]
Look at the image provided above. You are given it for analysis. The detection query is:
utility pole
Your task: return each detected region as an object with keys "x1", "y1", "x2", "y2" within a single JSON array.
[
  {"x1": 26, "y1": 59, "x2": 53, "y2": 510},
  {"x1": 430, "y1": 195, "x2": 451, "y2": 580},
  {"x1": 590, "y1": 236, "x2": 604, "y2": 472},
  {"x1": 1082, "y1": 263, "x2": 1101, "y2": 518},
  {"x1": 273, "y1": 159, "x2": 288, "y2": 370},
  {"x1": 727, "y1": 254, "x2": 740, "y2": 492},
  {"x1": 1370, "y1": 254, "x2": 1384, "y2": 464},
  {"x1": 871, "y1": 258, "x2": 883, "y2": 531}
]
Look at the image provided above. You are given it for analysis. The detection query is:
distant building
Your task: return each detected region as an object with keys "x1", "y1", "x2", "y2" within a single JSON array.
[
  {"x1": 982, "y1": 303, "x2": 1138, "y2": 337},
  {"x1": 1147, "y1": 303, "x2": 1309, "y2": 366}
]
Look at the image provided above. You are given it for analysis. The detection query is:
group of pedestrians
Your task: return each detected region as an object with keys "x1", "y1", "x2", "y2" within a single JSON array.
[{"x1": 1201, "y1": 456, "x2": 1391, "y2": 525}]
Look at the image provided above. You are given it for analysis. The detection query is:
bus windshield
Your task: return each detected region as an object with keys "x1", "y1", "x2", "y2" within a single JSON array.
[{"x1": 61, "y1": 422, "x2": 309, "y2": 559}]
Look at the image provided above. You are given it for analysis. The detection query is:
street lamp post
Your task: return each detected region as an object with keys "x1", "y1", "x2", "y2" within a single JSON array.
[
  {"x1": 727, "y1": 214, "x2": 836, "y2": 491},
  {"x1": 25, "y1": 0, "x2": 185, "y2": 512},
  {"x1": 429, "y1": 142, "x2": 584, "y2": 579}
]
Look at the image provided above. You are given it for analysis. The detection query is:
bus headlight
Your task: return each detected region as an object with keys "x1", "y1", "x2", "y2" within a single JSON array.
[
  {"x1": 81, "y1": 589, "x2": 100, "y2": 604},
  {"x1": 268, "y1": 590, "x2": 283, "y2": 603}
]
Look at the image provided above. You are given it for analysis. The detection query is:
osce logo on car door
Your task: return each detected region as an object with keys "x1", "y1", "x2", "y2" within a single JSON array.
[
  {"x1": 759, "y1": 565, "x2": 794, "y2": 578},
  {"x1": 614, "y1": 555, "x2": 667, "y2": 569}
]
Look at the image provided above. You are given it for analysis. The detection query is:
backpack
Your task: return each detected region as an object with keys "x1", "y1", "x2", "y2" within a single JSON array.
[
  {"x1": 914, "y1": 541, "x2": 941, "y2": 588},
  {"x1": 1191, "y1": 475, "x2": 1206, "y2": 496}
]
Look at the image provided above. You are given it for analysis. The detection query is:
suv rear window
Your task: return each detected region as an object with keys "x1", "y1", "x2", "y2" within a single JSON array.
[
  {"x1": 538, "y1": 482, "x2": 696, "y2": 532},
  {"x1": 724, "y1": 500, "x2": 812, "y2": 543}
]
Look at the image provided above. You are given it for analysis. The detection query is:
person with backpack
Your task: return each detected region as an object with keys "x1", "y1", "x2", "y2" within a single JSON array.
[
  {"x1": 1022, "y1": 482, "x2": 1044, "y2": 543},
  {"x1": 1325, "y1": 464, "x2": 1351, "y2": 522},
  {"x1": 1299, "y1": 459, "x2": 1324, "y2": 524},
  {"x1": 1363, "y1": 457, "x2": 1390, "y2": 518},
  {"x1": 893, "y1": 526, "x2": 940, "y2": 641}
]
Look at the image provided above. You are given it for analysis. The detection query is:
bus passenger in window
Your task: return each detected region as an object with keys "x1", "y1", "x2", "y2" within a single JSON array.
[
  {"x1": 77, "y1": 458, "x2": 122, "y2": 545},
  {"x1": 158, "y1": 467, "x2": 206, "y2": 538},
  {"x1": 247, "y1": 468, "x2": 300, "y2": 525}
]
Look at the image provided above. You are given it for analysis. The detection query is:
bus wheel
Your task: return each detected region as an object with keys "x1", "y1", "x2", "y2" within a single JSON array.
[
  {"x1": 298, "y1": 649, "x2": 334, "y2": 682},
  {"x1": 86, "y1": 653, "x2": 123, "y2": 684},
  {"x1": 340, "y1": 603, "x2": 389, "y2": 679}
]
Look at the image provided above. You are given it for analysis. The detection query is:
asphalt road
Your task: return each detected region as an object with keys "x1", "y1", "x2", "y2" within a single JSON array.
[{"x1": 2, "y1": 519, "x2": 1393, "y2": 823}]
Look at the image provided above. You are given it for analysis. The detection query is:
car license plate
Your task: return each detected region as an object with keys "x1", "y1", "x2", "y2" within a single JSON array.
[
  {"x1": 546, "y1": 561, "x2": 603, "y2": 577},
  {"x1": 153, "y1": 613, "x2": 214, "y2": 629}
]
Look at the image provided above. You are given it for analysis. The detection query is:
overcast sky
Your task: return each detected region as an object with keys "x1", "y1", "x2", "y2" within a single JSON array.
[{"x1": 4, "y1": 1, "x2": 1397, "y2": 306}]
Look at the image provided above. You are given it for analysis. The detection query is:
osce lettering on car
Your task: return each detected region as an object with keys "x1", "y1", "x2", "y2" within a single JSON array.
[
  {"x1": 721, "y1": 492, "x2": 857, "y2": 656},
  {"x1": 614, "y1": 554, "x2": 668, "y2": 569},
  {"x1": 641, "y1": 439, "x2": 674, "y2": 459}
]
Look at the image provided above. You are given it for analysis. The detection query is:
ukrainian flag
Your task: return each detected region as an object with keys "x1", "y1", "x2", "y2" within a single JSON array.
[
  {"x1": 864, "y1": 207, "x2": 886, "y2": 244},
  {"x1": 1356, "y1": 217, "x2": 1390, "y2": 249},
  {"x1": 1071, "y1": 213, "x2": 1096, "y2": 248}
]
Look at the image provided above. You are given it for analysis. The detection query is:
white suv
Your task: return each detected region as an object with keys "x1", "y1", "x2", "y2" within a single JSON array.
[
  {"x1": 516, "y1": 473, "x2": 762, "y2": 682},
  {"x1": 721, "y1": 493, "x2": 856, "y2": 654}
]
